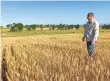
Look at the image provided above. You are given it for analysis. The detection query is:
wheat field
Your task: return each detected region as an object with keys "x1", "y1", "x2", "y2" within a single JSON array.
[{"x1": 2, "y1": 33, "x2": 110, "y2": 81}]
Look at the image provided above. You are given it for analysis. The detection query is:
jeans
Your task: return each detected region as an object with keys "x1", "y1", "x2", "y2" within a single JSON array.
[{"x1": 87, "y1": 41, "x2": 96, "y2": 56}]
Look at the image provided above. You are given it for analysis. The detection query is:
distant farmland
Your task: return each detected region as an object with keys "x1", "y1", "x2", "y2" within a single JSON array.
[{"x1": 1, "y1": 29, "x2": 110, "y2": 81}]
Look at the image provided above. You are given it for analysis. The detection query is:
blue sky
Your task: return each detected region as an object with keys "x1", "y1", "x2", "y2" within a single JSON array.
[{"x1": 1, "y1": 1, "x2": 110, "y2": 26}]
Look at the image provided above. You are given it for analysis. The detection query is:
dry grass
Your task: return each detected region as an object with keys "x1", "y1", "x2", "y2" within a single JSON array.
[{"x1": 2, "y1": 33, "x2": 110, "y2": 81}]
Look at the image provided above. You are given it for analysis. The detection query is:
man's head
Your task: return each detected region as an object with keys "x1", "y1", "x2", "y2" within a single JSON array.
[{"x1": 87, "y1": 12, "x2": 94, "y2": 23}]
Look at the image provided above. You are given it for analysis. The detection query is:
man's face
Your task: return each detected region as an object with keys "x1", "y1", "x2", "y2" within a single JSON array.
[{"x1": 87, "y1": 15, "x2": 94, "y2": 23}]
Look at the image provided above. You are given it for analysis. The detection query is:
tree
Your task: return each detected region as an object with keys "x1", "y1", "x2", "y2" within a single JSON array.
[
  {"x1": 57, "y1": 23, "x2": 64, "y2": 30},
  {"x1": 75, "y1": 24, "x2": 80, "y2": 29},
  {"x1": 40, "y1": 24, "x2": 43, "y2": 30},
  {"x1": 6, "y1": 24, "x2": 11, "y2": 28},
  {"x1": 27, "y1": 26, "x2": 31, "y2": 31},
  {"x1": 109, "y1": 24, "x2": 110, "y2": 29},
  {"x1": 62, "y1": 24, "x2": 65, "y2": 30},
  {"x1": 10, "y1": 24, "x2": 17, "y2": 32},
  {"x1": 63, "y1": 24, "x2": 67, "y2": 30},
  {"x1": 64, "y1": 24, "x2": 69, "y2": 30},
  {"x1": 10, "y1": 23, "x2": 23, "y2": 32},
  {"x1": 70, "y1": 24, "x2": 74, "y2": 29},
  {"x1": 24, "y1": 25, "x2": 28, "y2": 28},
  {"x1": 17, "y1": 23, "x2": 24, "y2": 31},
  {"x1": 30, "y1": 24, "x2": 36, "y2": 30},
  {"x1": 47, "y1": 24, "x2": 50, "y2": 28},
  {"x1": 55, "y1": 25, "x2": 59, "y2": 30},
  {"x1": 50, "y1": 24, "x2": 55, "y2": 30},
  {"x1": 102, "y1": 24, "x2": 105, "y2": 29},
  {"x1": 102, "y1": 24, "x2": 110, "y2": 29}
]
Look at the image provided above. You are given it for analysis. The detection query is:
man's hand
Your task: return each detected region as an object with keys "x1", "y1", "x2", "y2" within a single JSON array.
[
  {"x1": 82, "y1": 37, "x2": 85, "y2": 42},
  {"x1": 91, "y1": 40, "x2": 97, "y2": 45},
  {"x1": 91, "y1": 40, "x2": 94, "y2": 45}
]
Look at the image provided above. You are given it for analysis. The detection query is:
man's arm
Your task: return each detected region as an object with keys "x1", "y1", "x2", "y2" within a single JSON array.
[
  {"x1": 82, "y1": 26, "x2": 86, "y2": 41},
  {"x1": 92, "y1": 22, "x2": 99, "y2": 43}
]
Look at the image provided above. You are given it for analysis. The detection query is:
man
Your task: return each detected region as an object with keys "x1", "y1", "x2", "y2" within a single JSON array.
[{"x1": 82, "y1": 12, "x2": 99, "y2": 58}]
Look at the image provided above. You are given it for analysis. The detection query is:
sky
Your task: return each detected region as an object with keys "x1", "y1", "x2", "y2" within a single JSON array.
[{"x1": 1, "y1": 1, "x2": 110, "y2": 26}]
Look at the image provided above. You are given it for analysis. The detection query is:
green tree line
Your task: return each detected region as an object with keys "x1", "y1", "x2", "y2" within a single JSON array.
[
  {"x1": 5, "y1": 23, "x2": 81, "y2": 32},
  {"x1": 102, "y1": 24, "x2": 110, "y2": 29},
  {"x1": 4, "y1": 23, "x2": 110, "y2": 32}
]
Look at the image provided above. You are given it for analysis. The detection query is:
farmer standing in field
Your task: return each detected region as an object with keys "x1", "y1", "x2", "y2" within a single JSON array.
[{"x1": 82, "y1": 12, "x2": 99, "y2": 58}]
